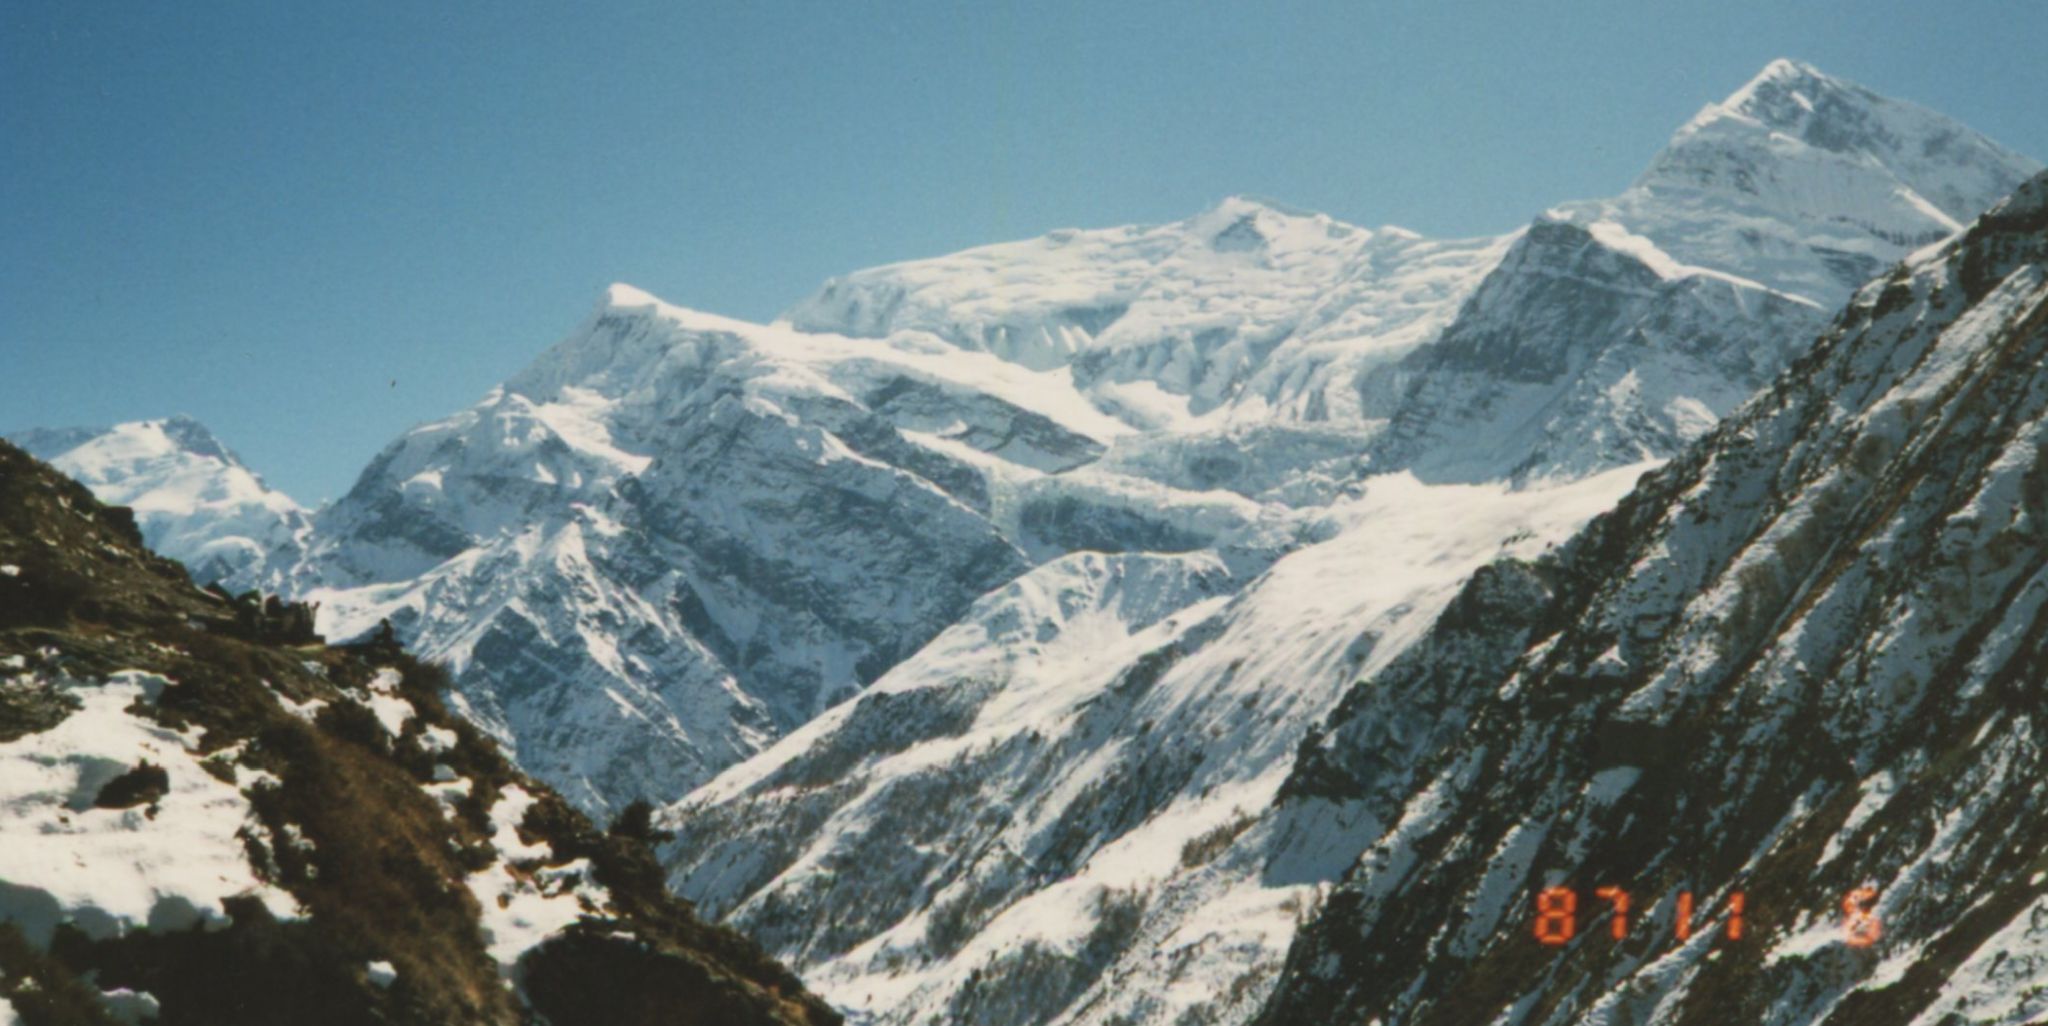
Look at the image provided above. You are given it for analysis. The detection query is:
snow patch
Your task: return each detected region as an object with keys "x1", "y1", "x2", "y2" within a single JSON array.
[
  {"x1": 356, "y1": 667, "x2": 414, "y2": 738},
  {"x1": 418, "y1": 724, "x2": 459, "y2": 755},
  {"x1": 462, "y1": 784, "x2": 611, "y2": 972},
  {"x1": 0, "y1": 671, "x2": 298, "y2": 946}
]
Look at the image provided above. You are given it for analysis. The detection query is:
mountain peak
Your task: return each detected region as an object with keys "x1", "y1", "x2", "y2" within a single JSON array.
[
  {"x1": 155, "y1": 413, "x2": 233, "y2": 462},
  {"x1": 1665, "y1": 60, "x2": 2038, "y2": 186},
  {"x1": 593, "y1": 282, "x2": 757, "y2": 336},
  {"x1": 1698, "y1": 58, "x2": 1896, "y2": 153},
  {"x1": 602, "y1": 281, "x2": 663, "y2": 311},
  {"x1": 1187, "y1": 194, "x2": 1353, "y2": 251},
  {"x1": 1716, "y1": 56, "x2": 1835, "y2": 105},
  {"x1": 1736, "y1": 56, "x2": 1832, "y2": 97},
  {"x1": 1200, "y1": 193, "x2": 1321, "y2": 221},
  {"x1": 1592, "y1": 61, "x2": 2043, "y2": 301},
  {"x1": 13, "y1": 416, "x2": 238, "y2": 471}
]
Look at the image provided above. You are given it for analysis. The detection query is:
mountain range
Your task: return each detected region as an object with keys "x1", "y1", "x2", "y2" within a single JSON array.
[{"x1": 7, "y1": 60, "x2": 2043, "y2": 1026}]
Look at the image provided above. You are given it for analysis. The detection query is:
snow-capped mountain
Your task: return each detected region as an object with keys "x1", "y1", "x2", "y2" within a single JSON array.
[
  {"x1": 293, "y1": 290, "x2": 1178, "y2": 811},
  {"x1": 1363, "y1": 57, "x2": 2033, "y2": 485},
  {"x1": 784, "y1": 196, "x2": 1512, "y2": 431},
  {"x1": 6, "y1": 416, "x2": 311, "y2": 591},
  {"x1": 786, "y1": 62, "x2": 2036, "y2": 488},
  {"x1": 1557, "y1": 58, "x2": 2035, "y2": 304},
  {"x1": 647, "y1": 65, "x2": 2039, "y2": 1026},
  {"x1": 12, "y1": 58, "x2": 2037, "y2": 1026},
  {"x1": 1258, "y1": 168, "x2": 2048, "y2": 1026}
]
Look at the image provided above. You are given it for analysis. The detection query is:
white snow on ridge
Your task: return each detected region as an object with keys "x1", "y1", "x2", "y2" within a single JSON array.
[
  {"x1": 783, "y1": 196, "x2": 1373, "y2": 365},
  {"x1": 784, "y1": 196, "x2": 1514, "y2": 430},
  {"x1": 623, "y1": 286, "x2": 1137, "y2": 446},
  {"x1": 1583, "y1": 219, "x2": 1819, "y2": 306},
  {"x1": 516, "y1": 282, "x2": 1133, "y2": 451}
]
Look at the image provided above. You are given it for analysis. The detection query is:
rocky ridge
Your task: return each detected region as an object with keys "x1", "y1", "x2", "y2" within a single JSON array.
[{"x1": 1258, "y1": 169, "x2": 2048, "y2": 1026}]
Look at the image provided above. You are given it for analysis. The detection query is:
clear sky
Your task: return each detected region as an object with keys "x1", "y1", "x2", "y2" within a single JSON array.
[{"x1": 4, "y1": 1, "x2": 2043, "y2": 503}]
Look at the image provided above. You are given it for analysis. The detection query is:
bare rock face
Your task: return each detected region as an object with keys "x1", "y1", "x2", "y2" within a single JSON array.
[{"x1": 1363, "y1": 218, "x2": 1825, "y2": 485}]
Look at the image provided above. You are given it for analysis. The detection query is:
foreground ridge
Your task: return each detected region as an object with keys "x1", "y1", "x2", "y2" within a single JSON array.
[{"x1": 0, "y1": 440, "x2": 839, "y2": 1026}]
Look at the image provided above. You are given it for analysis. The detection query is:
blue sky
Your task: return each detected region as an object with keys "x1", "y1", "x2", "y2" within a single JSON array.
[{"x1": 5, "y1": 1, "x2": 2044, "y2": 503}]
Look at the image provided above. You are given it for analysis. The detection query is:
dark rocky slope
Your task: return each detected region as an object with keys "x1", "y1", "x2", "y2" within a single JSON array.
[{"x1": 1260, "y1": 172, "x2": 2048, "y2": 1025}]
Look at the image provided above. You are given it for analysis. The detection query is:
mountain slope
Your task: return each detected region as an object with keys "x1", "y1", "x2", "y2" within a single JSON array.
[
  {"x1": 0, "y1": 438, "x2": 839, "y2": 1026},
  {"x1": 1361, "y1": 218, "x2": 1824, "y2": 484},
  {"x1": 658, "y1": 465, "x2": 1652, "y2": 1026},
  {"x1": 294, "y1": 288, "x2": 1178, "y2": 811},
  {"x1": 1362, "y1": 61, "x2": 2036, "y2": 485},
  {"x1": 6, "y1": 417, "x2": 311, "y2": 592},
  {"x1": 1258, "y1": 170, "x2": 2048, "y2": 1026}
]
